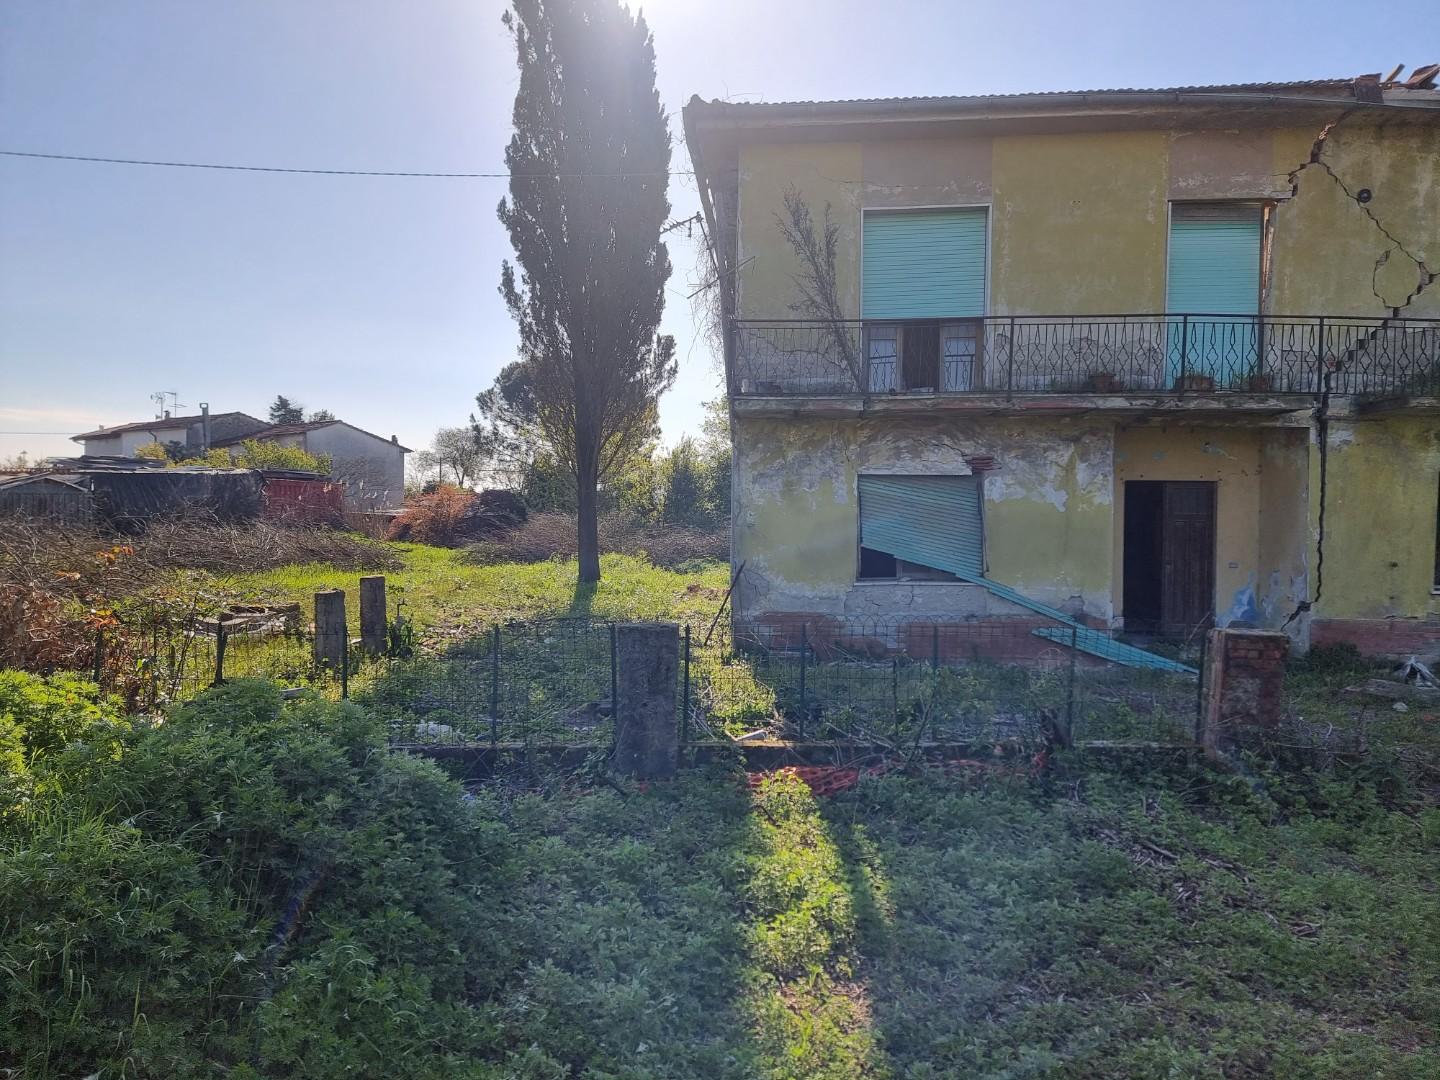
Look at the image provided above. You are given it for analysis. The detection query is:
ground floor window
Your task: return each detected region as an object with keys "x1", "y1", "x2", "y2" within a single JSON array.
[{"x1": 857, "y1": 474, "x2": 984, "y2": 581}]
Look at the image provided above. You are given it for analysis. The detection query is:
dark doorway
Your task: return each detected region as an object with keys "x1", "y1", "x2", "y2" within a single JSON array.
[{"x1": 1123, "y1": 480, "x2": 1217, "y2": 636}]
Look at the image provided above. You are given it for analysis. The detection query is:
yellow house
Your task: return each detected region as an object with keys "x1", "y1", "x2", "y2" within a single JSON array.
[{"x1": 683, "y1": 70, "x2": 1440, "y2": 655}]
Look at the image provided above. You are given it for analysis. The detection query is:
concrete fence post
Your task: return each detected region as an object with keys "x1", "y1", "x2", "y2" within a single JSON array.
[
  {"x1": 612, "y1": 622, "x2": 680, "y2": 779},
  {"x1": 314, "y1": 590, "x2": 347, "y2": 672},
  {"x1": 359, "y1": 576, "x2": 387, "y2": 655},
  {"x1": 1201, "y1": 628, "x2": 1289, "y2": 760}
]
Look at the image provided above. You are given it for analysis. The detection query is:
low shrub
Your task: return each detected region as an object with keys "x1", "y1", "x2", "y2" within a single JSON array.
[
  {"x1": 0, "y1": 677, "x2": 519, "y2": 1079},
  {"x1": 471, "y1": 511, "x2": 726, "y2": 568}
]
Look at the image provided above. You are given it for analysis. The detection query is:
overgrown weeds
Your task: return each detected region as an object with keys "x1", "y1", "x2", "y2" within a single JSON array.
[
  {"x1": 470, "y1": 510, "x2": 727, "y2": 569},
  {"x1": 2, "y1": 671, "x2": 1437, "y2": 1078}
]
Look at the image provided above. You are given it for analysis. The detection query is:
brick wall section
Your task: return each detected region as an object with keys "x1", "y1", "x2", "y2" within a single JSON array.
[
  {"x1": 1202, "y1": 628, "x2": 1289, "y2": 759},
  {"x1": 1311, "y1": 617, "x2": 1440, "y2": 659}
]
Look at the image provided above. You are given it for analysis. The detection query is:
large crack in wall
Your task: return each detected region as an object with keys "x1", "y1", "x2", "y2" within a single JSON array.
[{"x1": 1287, "y1": 113, "x2": 1437, "y2": 314}]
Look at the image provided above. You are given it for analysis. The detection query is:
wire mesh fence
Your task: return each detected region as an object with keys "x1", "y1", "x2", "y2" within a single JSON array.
[
  {"x1": 693, "y1": 616, "x2": 1202, "y2": 747},
  {"x1": 79, "y1": 602, "x2": 1205, "y2": 751}
]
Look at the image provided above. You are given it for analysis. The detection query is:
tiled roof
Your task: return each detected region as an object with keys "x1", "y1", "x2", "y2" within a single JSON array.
[
  {"x1": 72, "y1": 412, "x2": 233, "y2": 440},
  {"x1": 692, "y1": 78, "x2": 1358, "y2": 110},
  {"x1": 214, "y1": 420, "x2": 412, "y2": 453}
]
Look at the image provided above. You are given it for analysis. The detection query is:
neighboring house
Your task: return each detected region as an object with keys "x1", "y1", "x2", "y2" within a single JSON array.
[
  {"x1": 215, "y1": 421, "x2": 409, "y2": 510},
  {"x1": 684, "y1": 68, "x2": 1440, "y2": 654},
  {"x1": 72, "y1": 411, "x2": 267, "y2": 457}
]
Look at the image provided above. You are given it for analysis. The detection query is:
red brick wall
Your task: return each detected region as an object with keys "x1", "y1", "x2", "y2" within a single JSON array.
[
  {"x1": 1311, "y1": 617, "x2": 1440, "y2": 658},
  {"x1": 1202, "y1": 628, "x2": 1288, "y2": 758}
]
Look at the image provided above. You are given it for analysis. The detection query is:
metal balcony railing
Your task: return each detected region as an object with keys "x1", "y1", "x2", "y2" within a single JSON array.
[{"x1": 731, "y1": 315, "x2": 1440, "y2": 400}]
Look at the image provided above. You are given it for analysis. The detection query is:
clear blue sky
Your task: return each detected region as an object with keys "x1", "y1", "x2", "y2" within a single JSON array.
[{"x1": 2, "y1": 0, "x2": 1434, "y2": 463}]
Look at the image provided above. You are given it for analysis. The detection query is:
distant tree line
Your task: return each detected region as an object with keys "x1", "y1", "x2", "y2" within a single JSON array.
[{"x1": 407, "y1": 398, "x2": 730, "y2": 531}]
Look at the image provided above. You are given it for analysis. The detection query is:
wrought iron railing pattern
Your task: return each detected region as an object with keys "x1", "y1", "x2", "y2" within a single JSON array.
[{"x1": 731, "y1": 315, "x2": 1440, "y2": 399}]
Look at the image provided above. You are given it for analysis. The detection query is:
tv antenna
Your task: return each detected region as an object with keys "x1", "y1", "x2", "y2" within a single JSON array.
[{"x1": 151, "y1": 390, "x2": 185, "y2": 418}]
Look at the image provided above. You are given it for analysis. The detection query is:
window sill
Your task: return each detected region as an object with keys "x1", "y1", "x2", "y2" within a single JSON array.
[{"x1": 853, "y1": 579, "x2": 981, "y2": 586}]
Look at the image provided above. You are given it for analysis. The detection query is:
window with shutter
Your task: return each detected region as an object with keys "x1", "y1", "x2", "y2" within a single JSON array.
[
  {"x1": 1166, "y1": 203, "x2": 1263, "y2": 385},
  {"x1": 857, "y1": 474, "x2": 985, "y2": 581}
]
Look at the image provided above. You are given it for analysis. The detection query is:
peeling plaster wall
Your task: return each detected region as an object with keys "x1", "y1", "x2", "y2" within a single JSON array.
[
  {"x1": 1113, "y1": 426, "x2": 1266, "y2": 628},
  {"x1": 732, "y1": 415, "x2": 1115, "y2": 620},
  {"x1": 727, "y1": 116, "x2": 1439, "y2": 636},
  {"x1": 1317, "y1": 417, "x2": 1440, "y2": 620}
]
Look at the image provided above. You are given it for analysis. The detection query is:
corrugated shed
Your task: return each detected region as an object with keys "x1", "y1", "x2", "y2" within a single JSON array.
[
  {"x1": 0, "y1": 475, "x2": 92, "y2": 524},
  {"x1": 88, "y1": 469, "x2": 263, "y2": 529}
]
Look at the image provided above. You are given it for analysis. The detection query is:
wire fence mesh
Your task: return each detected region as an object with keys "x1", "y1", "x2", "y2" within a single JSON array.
[
  {"x1": 692, "y1": 616, "x2": 1202, "y2": 748},
  {"x1": 81, "y1": 602, "x2": 1207, "y2": 750}
]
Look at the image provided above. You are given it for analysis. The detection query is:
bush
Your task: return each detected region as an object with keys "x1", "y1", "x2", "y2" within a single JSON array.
[
  {"x1": 0, "y1": 669, "x2": 128, "y2": 765},
  {"x1": 389, "y1": 486, "x2": 527, "y2": 547},
  {"x1": 0, "y1": 678, "x2": 520, "y2": 1078},
  {"x1": 388, "y1": 484, "x2": 476, "y2": 545},
  {"x1": 469, "y1": 511, "x2": 727, "y2": 568}
]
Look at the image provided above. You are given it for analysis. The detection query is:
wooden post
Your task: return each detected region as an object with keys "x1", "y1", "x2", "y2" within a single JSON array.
[
  {"x1": 612, "y1": 623, "x2": 680, "y2": 779},
  {"x1": 359, "y1": 576, "x2": 387, "y2": 655},
  {"x1": 314, "y1": 590, "x2": 347, "y2": 672}
]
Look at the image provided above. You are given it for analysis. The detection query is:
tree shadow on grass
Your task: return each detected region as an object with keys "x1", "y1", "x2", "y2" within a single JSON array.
[
  {"x1": 569, "y1": 577, "x2": 597, "y2": 617},
  {"x1": 474, "y1": 769, "x2": 775, "y2": 1078}
]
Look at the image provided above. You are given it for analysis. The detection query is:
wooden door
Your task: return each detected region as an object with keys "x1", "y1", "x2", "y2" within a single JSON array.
[{"x1": 1160, "y1": 482, "x2": 1217, "y2": 634}]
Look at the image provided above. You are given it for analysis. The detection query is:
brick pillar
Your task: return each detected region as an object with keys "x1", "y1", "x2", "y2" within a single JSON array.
[
  {"x1": 1202, "y1": 628, "x2": 1289, "y2": 759},
  {"x1": 612, "y1": 623, "x2": 680, "y2": 779}
]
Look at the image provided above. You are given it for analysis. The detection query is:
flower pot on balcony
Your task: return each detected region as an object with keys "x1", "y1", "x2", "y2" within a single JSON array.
[
  {"x1": 1083, "y1": 372, "x2": 1123, "y2": 393},
  {"x1": 1177, "y1": 373, "x2": 1216, "y2": 392},
  {"x1": 1245, "y1": 373, "x2": 1274, "y2": 393}
]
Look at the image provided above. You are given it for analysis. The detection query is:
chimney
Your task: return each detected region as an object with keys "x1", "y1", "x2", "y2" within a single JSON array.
[
  {"x1": 163, "y1": 410, "x2": 171, "y2": 419},
  {"x1": 391, "y1": 435, "x2": 398, "y2": 444}
]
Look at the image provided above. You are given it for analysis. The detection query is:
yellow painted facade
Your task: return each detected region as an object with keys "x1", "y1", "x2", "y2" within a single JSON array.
[
  {"x1": 1320, "y1": 417, "x2": 1440, "y2": 619},
  {"x1": 990, "y1": 131, "x2": 1169, "y2": 315},
  {"x1": 720, "y1": 107, "x2": 1440, "y2": 645},
  {"x1": 733, "y1": 415, "x2": 1116, "y2": 618}
]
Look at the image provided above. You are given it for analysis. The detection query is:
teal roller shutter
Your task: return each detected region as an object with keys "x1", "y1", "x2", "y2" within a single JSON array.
[
  {"x1": 858, "y1": 474, "x2": 984, "y2": 577},
  {"x1": 1166, "y1": 204, "x2": 1262, "y2": 315},
  {"x1": 1166, "y1": 204, "x2": 1262, "y2": 381},
  {"x1": 862, "y1": 209, "x2": 987, "y2": 320}
]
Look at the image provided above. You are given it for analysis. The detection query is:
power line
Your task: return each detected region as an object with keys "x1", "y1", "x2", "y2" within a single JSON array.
[{"x1": 0, "y1": 149, "x2": 694, "y2": 179}]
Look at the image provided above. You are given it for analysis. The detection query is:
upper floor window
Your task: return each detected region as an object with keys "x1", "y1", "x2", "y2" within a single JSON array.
[
  {"x1": 862, "y1": 208, "x2": 988, "y2": 392},
  {"x1": 1166, "y1": 203, "x2": 1262, "y2": 316}
]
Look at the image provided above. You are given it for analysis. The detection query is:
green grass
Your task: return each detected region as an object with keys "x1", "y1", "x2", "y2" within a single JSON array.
[
  {"x1": 6, "y1": 673, "x2": 1439, "y2": 1078},
  {"x1": 478, "y1": 762, "x2": 1440, "y2": 1078},
  {"x1": 212, "y1": 544, "x2": 731, "y2": 642}
]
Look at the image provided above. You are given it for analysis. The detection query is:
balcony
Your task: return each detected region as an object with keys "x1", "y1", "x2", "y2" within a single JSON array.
[{"x1": 731, "y1": 316, "x2": 1440, "y2": 412}]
